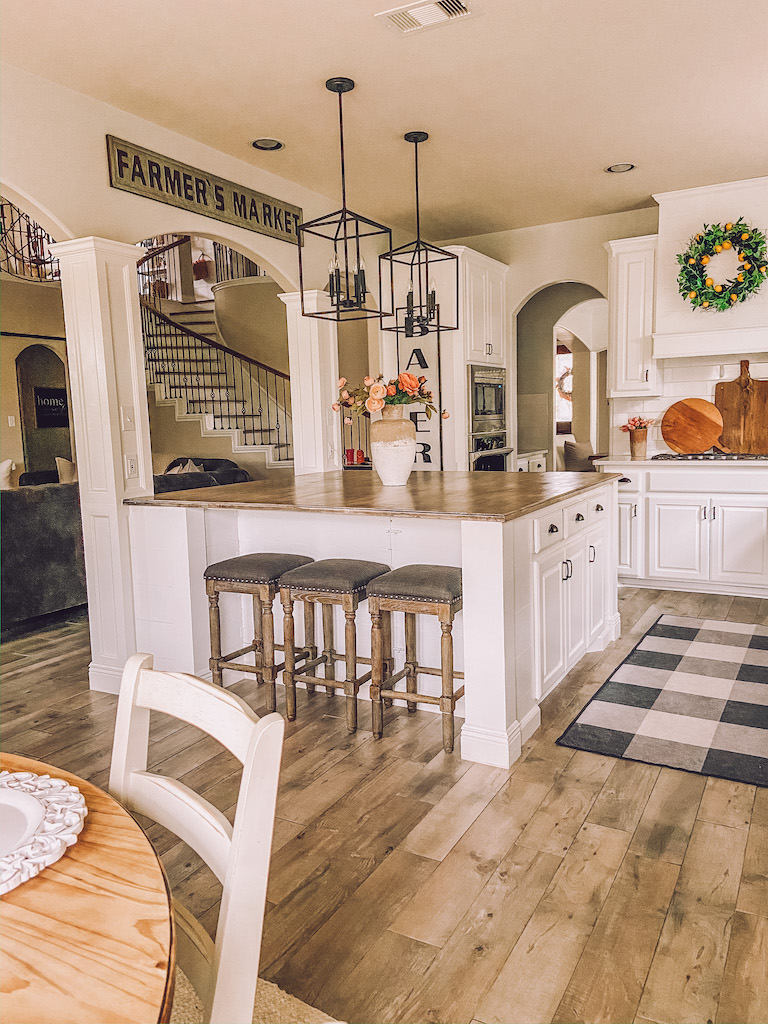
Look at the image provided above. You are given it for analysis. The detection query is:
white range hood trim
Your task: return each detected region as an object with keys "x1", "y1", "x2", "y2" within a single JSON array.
[{"x1": 652, "y1": 324, "x2": 768, "y2": 359}]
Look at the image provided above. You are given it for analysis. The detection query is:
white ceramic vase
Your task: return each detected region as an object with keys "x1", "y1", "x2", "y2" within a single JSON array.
[{"x1": 370, "y1": 405, "x2": 416, "y2": 486}]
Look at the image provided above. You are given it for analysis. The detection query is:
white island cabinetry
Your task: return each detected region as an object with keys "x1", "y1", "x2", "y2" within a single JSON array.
[{"x1": 600, "y1": 461, "x2": 768, "y2": 597}]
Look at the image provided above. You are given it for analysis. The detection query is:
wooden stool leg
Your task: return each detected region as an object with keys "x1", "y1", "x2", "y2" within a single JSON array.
[
  {"x1": 322, "y1": 602, "x2": 335, "y2": 697},
  {"x1": 382, "y1": 610, "x2": 393, "y2": 682},
  {"x1": 261, "y1": 587, "x2": 276, "y2": 714},
  {"x1": 252, "y1": 593, "x2": 264, "y2": 683},
  {"x1": 440, "y1": 616, "x2": 455, "y2": 753},
  {"x1": 281, "y1": 589, "x2": 297, "y2": 721},
  {"x1": 303, "y1": 600, "x2": 316, "y2": 695},
  {"x1": 207, "y1": 586, "x2": 223, "y2": 687},
  {"x1": 370, "y1": 603, "x2": 384, "y2": 739},
  {"x1": 404, "y1": 611, "x2": 418, "y2": 713},
  {"x1": 344, "y1": 601, "x2": 358, "y2": 734}
]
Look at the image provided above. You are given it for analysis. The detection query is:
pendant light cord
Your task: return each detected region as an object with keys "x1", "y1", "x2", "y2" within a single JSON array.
[
  {"x1": 414, "y1": 138, "x2": 421, "y2": 243},
  {"x1": 338, "y1": 92, "x2": 347, "y2": 212}
]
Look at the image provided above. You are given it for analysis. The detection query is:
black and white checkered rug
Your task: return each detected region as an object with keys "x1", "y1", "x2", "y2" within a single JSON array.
[{"x1": 557, "y1": 615, "x2": 768, "y2": 787}]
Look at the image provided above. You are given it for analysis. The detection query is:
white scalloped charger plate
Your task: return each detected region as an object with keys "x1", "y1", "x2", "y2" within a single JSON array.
[{"x1": 0, "y1": 771, "x2": 88, "y2": 895}]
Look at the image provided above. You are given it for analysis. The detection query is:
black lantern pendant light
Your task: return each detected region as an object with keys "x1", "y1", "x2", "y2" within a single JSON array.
[
  {"x1": 379, "y1": 131, "x2": 459, "y2": 338},
  {"x1": 297, "y1": 78, "x2": 392, "y2": 322}
]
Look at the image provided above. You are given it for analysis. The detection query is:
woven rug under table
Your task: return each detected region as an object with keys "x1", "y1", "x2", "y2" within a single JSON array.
[
  {"x1": 170, "y1": 970, "x2": 344, "y2": 1024},
  {"x1": 557, "y1": 615, "x2": 767, "y2": 787}
]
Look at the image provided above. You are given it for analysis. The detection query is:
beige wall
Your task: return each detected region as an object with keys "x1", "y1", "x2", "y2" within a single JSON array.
[
  {"x1": 213, "y1": 278, "x2": 289, "y2": 373},
  {"x1": 337, "y1": 317, "x2": 370, "y2": 388},
  {"x1": 1, "y1": 275, "x2": 68, "y2": 480}
]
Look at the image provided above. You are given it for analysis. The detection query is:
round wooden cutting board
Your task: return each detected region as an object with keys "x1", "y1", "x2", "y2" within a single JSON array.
[{"x1": 661, "y1": 398, "x2": 726, "y2": 454}]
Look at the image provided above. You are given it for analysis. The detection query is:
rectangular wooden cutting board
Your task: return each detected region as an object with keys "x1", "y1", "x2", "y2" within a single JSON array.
[{"x1": 714, "y1": 360, "x2": 768, "y2": 454}]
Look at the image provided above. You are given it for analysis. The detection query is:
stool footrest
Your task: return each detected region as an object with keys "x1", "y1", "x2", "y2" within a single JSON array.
[
  {"x1": 379, "y1": 688, "x2": 444, "y2": 707},
  {"x1": 220, "y1": 643, "x2": 258, "y2": 663},
  {"x1": 414, "y1": 665, "x2": 465, "y2": 679},
  {"x1": 384, "y1": 667, "x2": 409, "y2": 686}
]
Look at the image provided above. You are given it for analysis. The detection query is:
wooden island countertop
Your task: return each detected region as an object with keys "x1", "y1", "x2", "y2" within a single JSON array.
[{"x1": 126, "y1": 469, "x2": 619, "y2": 523}]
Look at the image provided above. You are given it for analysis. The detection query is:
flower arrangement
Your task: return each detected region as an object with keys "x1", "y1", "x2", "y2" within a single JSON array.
[
  {"x1": 620, "y1": 416, "x2": 654, "y2": 432},
  {"x1": 332, "y1": 373, "x2": 449, "y2": 420}
]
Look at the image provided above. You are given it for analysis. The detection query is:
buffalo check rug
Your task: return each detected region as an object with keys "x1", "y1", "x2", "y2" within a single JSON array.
[{"x1": 557, "y1": 615, "x2": 768, "y2": 787}]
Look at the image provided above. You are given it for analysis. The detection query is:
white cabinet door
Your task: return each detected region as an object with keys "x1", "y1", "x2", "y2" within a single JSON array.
[
  {"x1": 710, "y1": 499, "x2": 768, "y2": 588},
  {"x1": 535, "y1": 548, "x2": 566, "y2": 699},
  {"x1": 606, "y1": 236, "x2": 658, "y2": 396},
  {"x1": 648, "y1": 496, "x2": 708, "y2": 581},
  {"x1": 586, "y1": 530, "x2": 607, "y2": 648},
  {"x1": 465, "y1": 261, "x2": 488, "y2": 362},
  {"x1": 485, "y1": 270, "x2": 506, "y2": 366},
  {"x1": 564, "y1": 538, "x2": 587, "y2": 668},
  {"x1": 618, "y1": 499, "x2": 641, "y2": 577}
]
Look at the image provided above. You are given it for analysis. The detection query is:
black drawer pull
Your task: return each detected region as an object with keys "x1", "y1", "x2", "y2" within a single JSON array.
[
  {"x1": 575, "y1": 513, "x2": 585, "y2": 522},
  {"x1": 595, "y1": 504, "x2": 604, "y2": 512},
  {"x1": 619, "y1": 477, "x2": 631, "y2": 484},
  {"x1": 548, "y1": 524, "x2": 559, "y2": 533}
]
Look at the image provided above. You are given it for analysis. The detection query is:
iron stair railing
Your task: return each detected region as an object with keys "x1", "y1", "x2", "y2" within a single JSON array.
[{"x1": 0, "y1": 198, "x2": 60, "y2": 281}]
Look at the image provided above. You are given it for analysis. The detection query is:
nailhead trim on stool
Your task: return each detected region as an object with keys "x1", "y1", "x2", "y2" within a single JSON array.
[
  {"x1": 205, "y1": 552, "x2": 314, "y2": 714},
  {"x1": 279, "y1": 558, "x2": 391, "y2": 733},
  {"x1": 367, "y1": 563, "x2": 464, "y2": 753}
]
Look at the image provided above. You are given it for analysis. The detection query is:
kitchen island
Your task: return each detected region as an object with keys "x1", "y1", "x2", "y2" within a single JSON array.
[{"x1": 125, "y1": 470, "x2": 620, "y2": 767}]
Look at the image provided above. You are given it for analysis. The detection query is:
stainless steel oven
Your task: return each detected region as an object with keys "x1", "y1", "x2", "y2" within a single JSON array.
[{"x1": 469, "y1": 365, "x2": 510, "y2": 470}]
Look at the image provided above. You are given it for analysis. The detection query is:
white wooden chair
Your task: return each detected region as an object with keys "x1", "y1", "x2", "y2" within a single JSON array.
[{"x1": 109, "y1": 653, "x2": 285, "y2": 1024}]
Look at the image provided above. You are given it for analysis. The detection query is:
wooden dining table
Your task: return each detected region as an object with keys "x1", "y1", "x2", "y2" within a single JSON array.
[{"x1": 0, "y1": 753, "x2": 175, "y2": 1024}]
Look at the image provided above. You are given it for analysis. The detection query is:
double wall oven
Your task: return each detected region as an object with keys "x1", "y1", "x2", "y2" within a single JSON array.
[{"x1": 469, "y1": 365, "x2": 512, "y2": 471}]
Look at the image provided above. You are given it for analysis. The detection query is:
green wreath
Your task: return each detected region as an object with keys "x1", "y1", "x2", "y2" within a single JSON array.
[{"x1": 676, "y1": 219, "x2": 767, "y2": 311}]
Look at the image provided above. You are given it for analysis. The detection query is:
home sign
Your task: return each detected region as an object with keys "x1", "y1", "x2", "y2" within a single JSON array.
[
  {"x1": 34, "y1": 387, "x2": 69, "y2": 429},
  {"x1": 106, "y1": 136, "x2": 303, "y2": 245}
]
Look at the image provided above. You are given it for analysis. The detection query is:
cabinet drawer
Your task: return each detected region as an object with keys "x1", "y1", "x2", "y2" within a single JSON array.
[
  {"x1": 564, "y1": 500, "x2": 589, "y2": 536},
  {"x1": 534, "y1": 508, "x2": 564, "y2": 552},
  {"x1": 616, "y1": 472, "x2": 640, "y2": 492},
  {"x1": 528, "y1": 457, "x2": 546, "y2": 472},
  {"x1": 588, "y1": 490, "x2": 610, "y2": 524},
  {"x1": 516, "y1": 462, "x2": 529, "y2": 472}
]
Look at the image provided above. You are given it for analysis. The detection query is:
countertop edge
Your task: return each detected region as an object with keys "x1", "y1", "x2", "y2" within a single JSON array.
[{"x1": 124, "y1": 474, "x2": 620, "y2": 523}]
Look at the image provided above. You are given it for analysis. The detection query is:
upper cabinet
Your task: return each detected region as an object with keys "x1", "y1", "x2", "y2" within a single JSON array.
[
  {"x1": 443, "y1": 246, "x2": 508, "y2": 366},
  {"x1": 605, "y1": 235, "x2": 659, "y2": 397}
]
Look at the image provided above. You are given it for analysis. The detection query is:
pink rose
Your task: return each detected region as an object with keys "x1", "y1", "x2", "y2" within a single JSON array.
[
  {"x1": 369, "y1": 383, "x2": 387, "y2": 400},
  {"x1": 442, "y1": 410, "x2": 450, "y2": 419},
  {"x1": 364, "y1": 376, "x2": 374, "y2": 387},
  {"x1": 338, "y1": 377, "x2": 347, "y2": 388},
  {"x1": 341, "y1": 390, "x2": 349, "y2": 400},
  {"x1": 366, "y1": 396, "x2": 385, "y2": 413},
  {"x1": 331, "y1": 402, "x2": 340, "y2": 412},
  {"x1": 344, "y1": 416, "x2": 353, "y2": 425}
]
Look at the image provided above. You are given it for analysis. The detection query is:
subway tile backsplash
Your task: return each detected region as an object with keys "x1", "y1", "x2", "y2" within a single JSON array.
[{"x1": 610, "y1": 355, "x2": 768, "y2": 457}]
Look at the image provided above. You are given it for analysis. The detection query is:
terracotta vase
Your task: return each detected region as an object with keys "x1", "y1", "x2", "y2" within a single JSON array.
[
  {"x1": 629, "y1": 427, "x2": 648, "y2": 461},
  {"x1": 370, "y1": 405, "x2": 416, "y2": 486}
]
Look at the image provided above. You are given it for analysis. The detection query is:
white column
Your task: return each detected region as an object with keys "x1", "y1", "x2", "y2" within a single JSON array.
[
  {"x1": 459, "y1": 519, "x2": 525, "y2": 768},
  {"x1": 279, "y1": 290, "x2": 341, "y2": 475},
  {"x1": 49, "y1": 237, "x2": 152, "y2": 693}
]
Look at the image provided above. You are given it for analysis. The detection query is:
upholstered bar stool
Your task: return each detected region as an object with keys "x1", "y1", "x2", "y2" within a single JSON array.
[
  {"x1": 367, "y1": 564, "x2": 464, "y2": 753},
  {"x1": 279, "y1": 558, "x2": 390, "y2": 732},
  {"x1": 204, "y1": 552, "x2": 314, "y2": 711}
]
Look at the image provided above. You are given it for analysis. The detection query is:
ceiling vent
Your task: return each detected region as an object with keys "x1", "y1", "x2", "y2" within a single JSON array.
[{"x1": 375, "y1": 0, "x2": 480, "y2": 35}]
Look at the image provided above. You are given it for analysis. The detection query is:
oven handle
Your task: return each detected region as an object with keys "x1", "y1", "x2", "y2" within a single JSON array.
[{"x1": 470, "y1": 447, "x2": 514, "y2": 462}]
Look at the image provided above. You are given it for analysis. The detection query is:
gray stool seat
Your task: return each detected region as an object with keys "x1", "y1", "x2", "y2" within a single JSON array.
[
  {"x1": 367, "y1": 564, "x2": 462, "y2": 605},
  {"x1": 205, "y1": 552, "x2": 313, "y2": 584},
  {"x1": 280, "y1": 558, "x2": 390, "y2": 595}
]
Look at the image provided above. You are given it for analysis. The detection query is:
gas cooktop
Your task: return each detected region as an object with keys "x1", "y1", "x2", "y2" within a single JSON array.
[{"x1": 652, "y1": 448, "x2": 768, "y2": 461}]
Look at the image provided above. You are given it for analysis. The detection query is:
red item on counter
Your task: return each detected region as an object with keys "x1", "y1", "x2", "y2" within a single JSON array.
[
  {"x1": 356, "y1": 450, "x2": 365, "y2": 464},
  {"x1": 345, "y1": 448, "x2": 355, "y2": 465}
]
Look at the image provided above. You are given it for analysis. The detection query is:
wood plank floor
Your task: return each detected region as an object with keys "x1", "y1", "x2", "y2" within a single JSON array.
[{"x1": 2, "y1": 589, "x2": 766, "y2": 1024}]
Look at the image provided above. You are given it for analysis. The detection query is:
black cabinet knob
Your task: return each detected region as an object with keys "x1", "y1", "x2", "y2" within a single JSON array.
[
  {"x1": 548, "y1": 524, "x2": 559, "y2": 533},
  {"x1": 575, "y1": 513, "x2": 585, "y2": 522},
  {"x1": 596, "y1": 504, "x2": 604, "y2": 512},
  {"x1": 619, "y1": 477, "x2": 631, "y2": 483}
]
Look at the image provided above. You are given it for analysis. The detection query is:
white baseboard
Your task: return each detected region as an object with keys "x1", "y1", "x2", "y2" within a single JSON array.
[
  {"x1": 88, "y1": 662, "x2": 124, "y2": 694},
  {"x1": 520, "y1": 705, "x2": 541, "y2": 743},
  {"x1": 618, "y1": 577, "x2": 768, "y2": 600},
  {"x1": 460, "y1": 720, "x2": 522, "y2": 769}
]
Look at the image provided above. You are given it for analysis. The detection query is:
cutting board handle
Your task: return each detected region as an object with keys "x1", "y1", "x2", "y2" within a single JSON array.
[{"x1": 739, "y1": 360, "x2": 751, "y2": 388}]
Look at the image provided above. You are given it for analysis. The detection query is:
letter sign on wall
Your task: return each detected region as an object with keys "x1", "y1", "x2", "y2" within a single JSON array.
[
  {"x1": 34, "y1": 387, "x2": 69, "y2": 428},
  {"x1": 106, "y1": 136, "x2": 303, "y2": 245},
  {"x1": 398, "y1": 334, "x2": 443, "y2": 470}
]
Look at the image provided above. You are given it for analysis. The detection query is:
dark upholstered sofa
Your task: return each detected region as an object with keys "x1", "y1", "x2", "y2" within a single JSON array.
[
  {"x1": 1, "y1": 482, "x2": 87, "y2": 630},
  {"x1": 153, "y1": 457, "x2": 251, "y2": 493}
]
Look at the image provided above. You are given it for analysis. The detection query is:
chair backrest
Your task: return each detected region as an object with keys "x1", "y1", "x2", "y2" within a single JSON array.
[{"x1": 109, "y1": 653, "x2": 284, "y2": 1024}]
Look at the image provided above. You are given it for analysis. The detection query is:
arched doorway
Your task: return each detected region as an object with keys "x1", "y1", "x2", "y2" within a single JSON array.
[
  {"x1": 16, "y1": 345, "x2": 72, "y2": 472},
  {"x1": 516, "y1": 283, "x2": 604, "y2": 469}
]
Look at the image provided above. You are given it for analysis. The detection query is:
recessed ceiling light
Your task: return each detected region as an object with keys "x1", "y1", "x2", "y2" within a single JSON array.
[
  {"x1": 605, "y1": 162, "x2": 635, "y2": 173},
  {"x1": 252, "y1": 138, "x2": 284, "y2": 151}
]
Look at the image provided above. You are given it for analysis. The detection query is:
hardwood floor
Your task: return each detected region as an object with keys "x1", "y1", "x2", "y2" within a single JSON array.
[{"x1": 2, "y1": 590, "x2": 766, "y2": 1024}]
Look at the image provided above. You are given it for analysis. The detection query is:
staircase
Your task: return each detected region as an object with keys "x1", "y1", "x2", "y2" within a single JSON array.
[{"x1": 140, "y1": 299, "x2": 293, "y2": 465}]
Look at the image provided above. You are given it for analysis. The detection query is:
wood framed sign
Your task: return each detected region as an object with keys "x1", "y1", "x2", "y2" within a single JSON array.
[
  {"x1": 397, "y1": 326, "x2": 443, "y2": 470},
  {"x1": 106, "y1": 135, "x2": 303, "y2": 245},
  {"x1": 34, "y1": 387, "x2": 69, "y2": 428}
]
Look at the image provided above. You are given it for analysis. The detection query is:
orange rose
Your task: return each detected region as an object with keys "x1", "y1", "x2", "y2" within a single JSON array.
[
  {"x1": 366, "y1": 396, "x2": 385, "y2": 413},
  {"x1": 386, "y1": 384, "x2": 396, "y2": 396},
  {"x1": 398, "y1": 372, "x2": 420, "y2": 394},
  {"x1": 369, "y1": 383, "x2": 387, "y2": 400},
  {"x1": 331, "y1": 402, "x2": 340, "y2": 412},
  {"x1": 337, "y1": 377, "x2": 347, "y2": 388},
  {"x1": 364, "y1": 376, "x2": 374, "y2": 387},
  {"x1": 442, "y1": 410, "x2": 450, "y2": 419}
]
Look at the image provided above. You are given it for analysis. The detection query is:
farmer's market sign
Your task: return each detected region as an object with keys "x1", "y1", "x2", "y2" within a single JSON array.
[{"x1": 106, "y1": 136, "x2": 302, "y2": 245}]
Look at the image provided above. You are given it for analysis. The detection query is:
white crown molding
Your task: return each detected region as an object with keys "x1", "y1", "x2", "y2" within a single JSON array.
[
  {"x1": 652, "y1": 176, "x2": 768, "y2": 204},
  {"x1": 604, "y1": 234, "x2": 658, "y2": 255},
  {"x1": 652, "y1": 325, "x2": 768, "y2": 359}
]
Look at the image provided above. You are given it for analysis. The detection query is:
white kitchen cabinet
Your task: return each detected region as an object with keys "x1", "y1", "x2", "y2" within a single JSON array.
[
  {"x1": 710, "y1": 498, "x2": 768, "y2": 588},
  {"x1": 444, "y1": 246, "x2": 507, "y2": 366},
  {"x1": 534, "y1": 547, "x2": 567, "y2": 699},
  {"x1": 564, "y1": 537, "x2": 587, "y2": 667},
  {"x1": 605, "y1": 235, "x2": 659, "y2": 397},
  {"x1": 617, "y1": 499, "x2": 641, "y2": 578},
  {"x1": 648, "y1": 496, "x2": 709, "y2": 582},
  {"x1": 587, "y1": 529, "x2": 608, "y2": 648}
]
